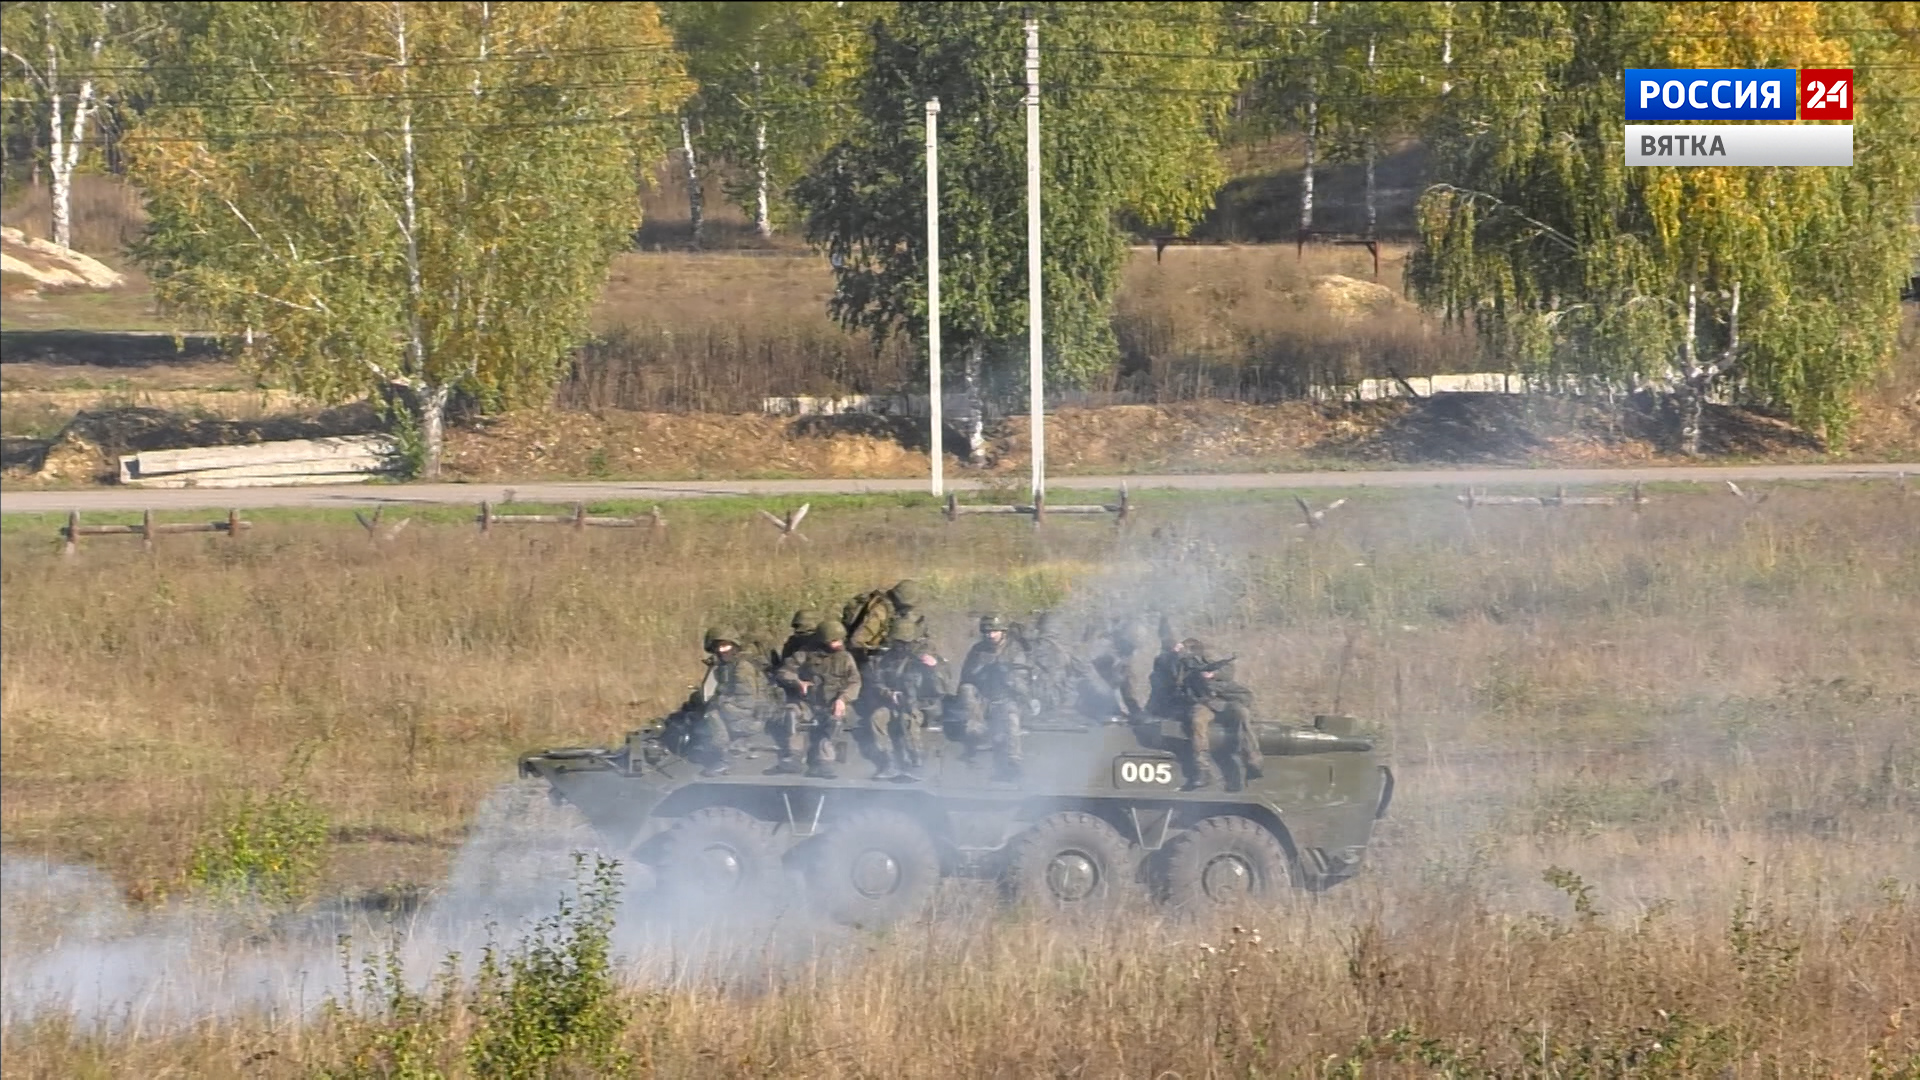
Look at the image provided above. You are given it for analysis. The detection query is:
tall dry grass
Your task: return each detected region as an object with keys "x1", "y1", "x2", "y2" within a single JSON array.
[
  {"x1": 568, "y1": 244, "x2": 1482, "y2": 413},
  {"x1": 2, "y1": 484, "x2": 1915, "y2": 1075},
  {"x1": 0, "y1": 173, "x2": 148, "y2": 256}
]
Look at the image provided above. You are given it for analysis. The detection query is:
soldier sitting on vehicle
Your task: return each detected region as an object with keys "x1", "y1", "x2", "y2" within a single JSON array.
[
  {"x1": 1021, "y1": 611, "x2": 1091, "y2": 721},
  {"x1": 1174, "y1": 639, "x2": 1265, "y2": 792},
  {"x1": 1086, "y1": 619, "x2": 1152, "y2": 724},
  {"x1": 954, "y1": 614, "x2": 1031, "y2": 781},
  {"x1": 1146, "y1": 617, "x2": 1190, "y2": 722},
  {"x1": 664, "y1": 627, "x2": 778, "y2": 778},
  {"x1": 854, "y1": 625, "x2": 952, "y2": 782},
  {"x1": 772, "y1": 619, "x2": 862, "y2": 779}
]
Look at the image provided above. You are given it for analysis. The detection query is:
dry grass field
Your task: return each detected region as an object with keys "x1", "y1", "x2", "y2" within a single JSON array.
[{"x1": 2, "y1": 482, "x2": 1916, "y2": 1076}]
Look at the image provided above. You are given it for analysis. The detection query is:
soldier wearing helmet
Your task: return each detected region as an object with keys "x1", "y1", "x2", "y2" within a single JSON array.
[
  {"x1": 776, "y1": 609, "x2": 823, "y2": 667},
  {"x1": 1022, "y1": 611, "x2": 1088, "y2": 719},
  {"x1": 1087, "y1": 618, "x2": 1153, "y2": 723},
  {"x1": 955, "y1": 613, "x2": 1032, "y2": 780},
  {"x1": 1174, "y1": 638, "x2": 1264, "y2": 792},
  {"x1": 1146, "y1": 617, "x2": 1189, "y2": 722},
  {"x1": 855, "y1": 621, "x2": 951, "y2": 782},
  {"x1": 772, "y1": 618, "x2": 862, "y2": 778},
  {"x1": 668, "y1": 627, "x2": 776, "y2": 777}
]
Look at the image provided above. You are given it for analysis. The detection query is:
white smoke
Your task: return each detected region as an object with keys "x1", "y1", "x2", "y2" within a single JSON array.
[{"x1": 0, "y1": 780, "x2": 846, "y2": 1033}]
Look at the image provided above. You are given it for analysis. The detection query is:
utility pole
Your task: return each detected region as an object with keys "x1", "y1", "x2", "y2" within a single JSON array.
[
  {"x1": 1025, "y1": 16, "x2": 1045, "y2": 503},
  {"x1": 925, "y1": 97, "x2": 943, "y2": 497}
]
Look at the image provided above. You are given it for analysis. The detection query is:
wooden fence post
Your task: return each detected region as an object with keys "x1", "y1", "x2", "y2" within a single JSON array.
[
  {"x1": 142, "y1": 509, "x2": 155, "y2": 553},
  {"x1": 572, "y1": 502, "x2": 587, "y2": 532},
  {"x1": 479, "y1": 501, "x2": 492, "y2": 535},
  {"x1": 64, "y1": 510, "x2": 79, "y2": 557},
  {"x1": 1031, "y1": 489, "x2": 1046, "y2": 528},
  {"x1": 1115, "y1": 485, "x2": 1132, "y2": 525},
  {"x1": 945, "y1": 493, "x2": 959, "y2": 523}
]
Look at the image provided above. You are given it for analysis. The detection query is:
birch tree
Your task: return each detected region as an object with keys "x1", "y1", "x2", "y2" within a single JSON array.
[
  {"x1": 1648, "y1": 1, "x2": 1919, "y2": 447},
  {"x1": 1320, "y1": 1, "x2": 1432, "y2": 238},
  {"x1": 664, "y1": 1, "x2": 868, "y2": 239},
  {"x1": 129, "y1": 2, "x2": 690, "y2": 476},
  {"x1": 0, "y1": 1, "x2": 158, "y2": 249},
  {"x1": 794, "y1": 0, "x2": 1241, "y2": 418},
  {"x1": 1411, "y1": 1, "x2": 1920, "y2": 449}
]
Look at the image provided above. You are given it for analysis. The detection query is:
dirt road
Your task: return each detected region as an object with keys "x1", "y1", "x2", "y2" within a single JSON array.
[{"x1": 2, "y1": 463, "x2": 1912, "y2": 515}]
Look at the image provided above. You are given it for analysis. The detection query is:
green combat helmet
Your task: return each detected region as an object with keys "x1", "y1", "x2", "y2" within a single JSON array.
[
  {"x1": 704, "y1": 627, "x2": 741, "y2": 652},
  {"x1": 818, "y1": 620, "x2": 849, "y2": 646},
  {"x1": 979, "y1": 614, "x2": 1010, "y2": 634},
  {"x1": 791, "y1": 609, "x2": 822, "y2": 632},
  {"x1": 888, "y1": 579, "x2": 922, "y2": 610}
]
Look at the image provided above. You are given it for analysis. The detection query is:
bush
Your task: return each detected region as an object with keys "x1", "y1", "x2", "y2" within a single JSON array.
[
  {"x1": 185, "y1": 782, "x2": 329, "y2": 905},
  {"x1": 465, "y1": 854, "x2": 630, "y2": 1079}
]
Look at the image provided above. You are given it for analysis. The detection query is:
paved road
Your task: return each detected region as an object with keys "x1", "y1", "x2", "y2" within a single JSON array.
[{"x1": 2, "y1": 462, "x2": 1911, "y2": 514}]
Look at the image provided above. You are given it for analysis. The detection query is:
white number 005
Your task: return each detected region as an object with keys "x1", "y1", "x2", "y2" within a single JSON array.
[{"x1": 1118, "y1": 760, "x2": 1176, "y2": 785}]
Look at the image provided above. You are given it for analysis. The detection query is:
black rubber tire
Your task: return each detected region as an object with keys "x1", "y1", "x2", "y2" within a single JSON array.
[
  {"x1": 807, "y1": 808, "x2": 941, "y2": 930},
  {"x1": 652, "y1": 807, "x2": 782, "y2": 910},
  {"x1": 1156, "y1": 815, "x2": 1293, "y2": 913},
  {"x1": 1000, "y1": 812, "x2": 1138, "y2": 912}
]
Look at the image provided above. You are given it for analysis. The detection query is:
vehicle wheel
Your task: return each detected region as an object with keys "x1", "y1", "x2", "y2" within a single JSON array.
[
  {"x1": 1000, "y1": 812, "x2": 1137, "y2": 912},
  {"x1": 807, "y1": 809, "x2": 941, "y2": 930},
  {"x1": 1156, "y1": 815, "x2": 1293, "y2": 913},
  {"x1": 652, "y1": 807, "x2": 781, "y2": 909}
]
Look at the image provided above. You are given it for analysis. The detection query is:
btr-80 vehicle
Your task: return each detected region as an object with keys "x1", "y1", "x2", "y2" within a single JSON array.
[{"x1": 519, "y1": 710, "x2": 1393, "y2": 929}]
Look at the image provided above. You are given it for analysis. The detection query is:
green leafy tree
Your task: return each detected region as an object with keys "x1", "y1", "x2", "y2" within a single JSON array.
[
  {"x1": 1235, "y1": 1, "x2": 1335, "y2": 234},
  {"x1": 664, "y1": 1, "x2": 869, "y2": 239},
  {"x1": 1319, "y1": 1, "x2": 1442, "y2": 237},
  {"x1": 128, "y1": 2, "x2": 691, "y2": 475},
  {"x1": 794, "y1": 1, "x2": 1241, "y2": 441},
  {"x1": 1, "y1": 1, "x2": 165, "y2": 248},
  {"x1": 1410, "y1": 1, "x2": 1920, "y2": 449}
]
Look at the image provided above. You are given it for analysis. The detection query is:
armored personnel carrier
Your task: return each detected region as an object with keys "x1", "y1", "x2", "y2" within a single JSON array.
[{"x1": 519, "y1": 711, "x2": 1393, "y2": 929}]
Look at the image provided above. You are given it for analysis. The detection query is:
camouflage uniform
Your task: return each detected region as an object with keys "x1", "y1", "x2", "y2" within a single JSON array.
[
  {"x1": 1022, "y1": 612, "x2": 1086, "y2": 718},
  {"x1": 856, "y1": 629, "x2": 952, "y2": 781},
  {"x1": 957, "y1": 614, "x2": 1031, "y2": 779},
  {"x1": 1176, "y1": 639, "x2": 1264, "y2": 791},
  {"x1": 674, "y1": 628, "x2": 775, "y2": 777},
  {"x1": 772, "y1": 620, "x2": 862, "y2": 779},
  {"x1": 1087, "y1": 621, "x2": 1151, "y2": 723},
  {"x1": 1146, "y1": 625, "x2": 1189, "y2": 721}
]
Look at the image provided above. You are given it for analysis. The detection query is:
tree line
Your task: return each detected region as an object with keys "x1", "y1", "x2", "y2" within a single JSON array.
[{"x1": 3, "y1": 1, "x2": 1915, "y2": 472}]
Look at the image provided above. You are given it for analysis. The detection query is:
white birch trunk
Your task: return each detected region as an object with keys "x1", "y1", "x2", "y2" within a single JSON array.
[
  {"x1": 681, "y1": 115, "x2": 704, "y2": 245},
  {"x1": 963, "y1": 343, "x2": 986, "y2": 463},
  {"x1": 1680, "y1": 282, "x2": 1702, "y2": 457},
  {"x1": 1365, "y1": 35, "x2": 1377, "y2": 239},
  {"x1": 43, "y1": 10, "x2": 104, "y2": 251},
  {"x1": 1441, "y1": 1, "x2": 1455, "y2": 96},
  {"x1": 755, "y1": 117, "x2": 771, "y2": 238},
  {"x1": 393, "y1": 6, "x2": 441, "y2": 477},
  {"x1": 752, "y1": 59, "x2": 771, "y2": 239},
  {"x1": 1722, "y1": 280, "x2": 1740, "y2": 374},
  {"x1": 1300, "y1": 1, "x2": 1319, "y2": 235}
]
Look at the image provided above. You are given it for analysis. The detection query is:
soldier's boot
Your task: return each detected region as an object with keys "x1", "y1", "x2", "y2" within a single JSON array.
[
  {"x1": 765, "y1": 758, "x2": 804, "y2": 776},
  {"x1": 1180, "y1": 754, "x2": 1218, "y2": 792},
  {"x1": 1221, "y1": 756, "x2": 1245, "y2": 793},
  {"x1": 869, "y1": 748, "x2": 899, "y2": 781},
  {"x1": 805, "y1": 733, "x2": 839, "y2": 780}
]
